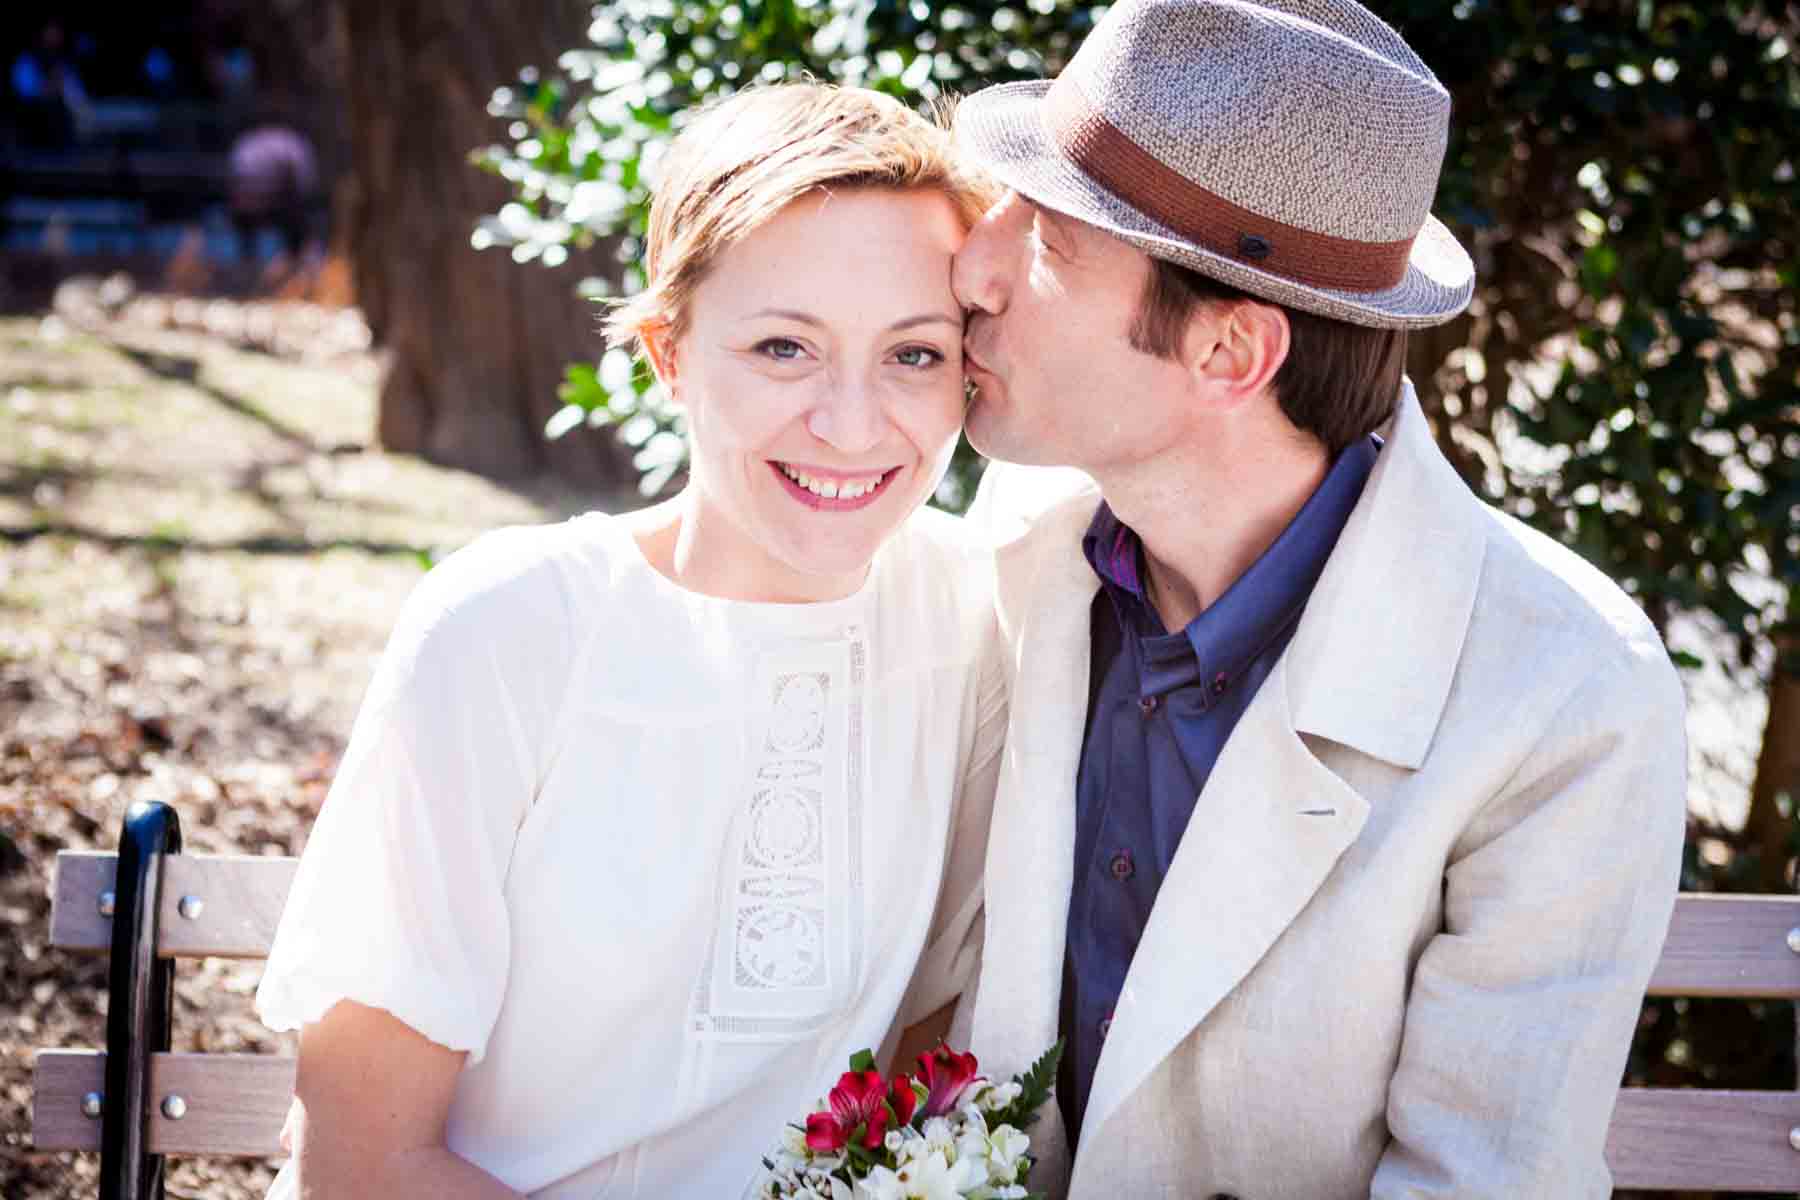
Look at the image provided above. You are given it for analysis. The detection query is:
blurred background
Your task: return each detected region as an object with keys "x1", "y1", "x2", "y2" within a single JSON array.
[{"x1": 1, "y1": 1, "x2": 1796, "y2": 1197}]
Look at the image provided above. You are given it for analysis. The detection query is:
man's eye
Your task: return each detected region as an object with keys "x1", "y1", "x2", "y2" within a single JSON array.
[
  {"x1": 755, "y1": 337, "x2": 806, "y2": 361},
  {"x1": 895, "y1": 345, "x2": 944, "y2": 368}
]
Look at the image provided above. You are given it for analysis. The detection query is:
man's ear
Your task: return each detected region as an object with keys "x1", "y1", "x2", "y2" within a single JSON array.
[
  {"x1": 1190, "y1": 301, "x2": 1289, "y2": 408},
  {"x1": 639, "y1": 321, "x2": 679, "y2": 391}
]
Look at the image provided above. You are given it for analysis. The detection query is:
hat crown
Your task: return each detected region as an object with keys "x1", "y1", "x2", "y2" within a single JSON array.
[{"x1": 1061, "y1": 0, "x2": 1451, "y2": 243}]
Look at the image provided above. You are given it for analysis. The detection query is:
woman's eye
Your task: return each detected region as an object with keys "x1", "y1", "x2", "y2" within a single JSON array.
[
  {"x1": 894, "y1": 345, "x2": 944, "y2": 369},
  {"x1": 755, "y1": 337, "x2": 806, "y2": 361}
]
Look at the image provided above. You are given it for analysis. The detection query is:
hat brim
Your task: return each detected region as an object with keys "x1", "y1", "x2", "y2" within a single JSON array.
[{"x1": 956, "y1": 80, "x2": 1475, "y2": 331}]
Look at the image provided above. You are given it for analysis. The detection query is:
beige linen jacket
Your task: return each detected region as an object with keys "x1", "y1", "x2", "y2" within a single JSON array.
[{"x1": 960, "y1": 382, "x2": 1688, "y2": 1199}]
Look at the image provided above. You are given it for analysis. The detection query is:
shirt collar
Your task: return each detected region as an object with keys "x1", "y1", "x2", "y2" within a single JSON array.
[{"x1": 1082, "y1": 435, "x2": 1381, "y2": 697}]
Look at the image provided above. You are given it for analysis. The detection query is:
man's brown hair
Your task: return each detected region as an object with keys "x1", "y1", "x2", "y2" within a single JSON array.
[{"x1": 1129, "y1": 257, "x2": 1408, "y2": 457}]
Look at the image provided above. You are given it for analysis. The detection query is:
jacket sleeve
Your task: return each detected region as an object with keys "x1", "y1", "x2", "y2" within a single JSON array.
[{"x1": 1370, "y1": 637, "x2": 1688, "y2": 1198}]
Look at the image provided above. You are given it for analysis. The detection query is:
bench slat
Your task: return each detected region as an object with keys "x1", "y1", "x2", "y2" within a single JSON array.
[
  {"x1": 54, "y1": 856, "x2": 1800, "y2": 993},
  {"x1": 33, "y1": 1050, "x2": 294, "y2": 1156},
  {"x1": 1647, "y1": 894, "x2": 1800, "y2": 998},
  {"x1": 51, "y1": 852, "x2": 298, "y2": 959},
  {"x1": 1605, "y1": 1087, "x2": 1800, "y2": 1191}
]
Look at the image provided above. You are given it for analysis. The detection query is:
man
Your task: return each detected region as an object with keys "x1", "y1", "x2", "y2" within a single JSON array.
[{"x1": 948, "y1": 0, "x2": 1688, "y2": 1195}]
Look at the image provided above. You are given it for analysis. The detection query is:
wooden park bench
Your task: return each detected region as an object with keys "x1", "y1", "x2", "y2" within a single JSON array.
[{"x1": 28, "y1": 800, "x2": 1800, "y2": 1195}]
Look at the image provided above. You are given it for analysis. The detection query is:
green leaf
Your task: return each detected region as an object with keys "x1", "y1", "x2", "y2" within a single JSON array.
[
  {"x1": 992, "y1": 1038, "x2": 1065, "y2": 1130},
  {"x1": 848, "y1": 1048, "x2": 877, "y2": 1073}
]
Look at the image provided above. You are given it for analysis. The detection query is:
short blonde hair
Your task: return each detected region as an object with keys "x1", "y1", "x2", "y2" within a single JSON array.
[{"x1": 603, "y1": 83, "x2": 998, "y2": 357}]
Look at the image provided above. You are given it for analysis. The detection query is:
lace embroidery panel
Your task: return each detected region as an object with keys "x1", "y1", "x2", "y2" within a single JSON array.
[{"x1": 689, "y1": 630, "x2": 866, "y2": 1041}]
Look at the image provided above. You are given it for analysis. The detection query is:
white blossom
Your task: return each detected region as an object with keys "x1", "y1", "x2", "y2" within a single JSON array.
[{"x1": 980, "y1": 1082, "x2": 1023, "y2": 1112}]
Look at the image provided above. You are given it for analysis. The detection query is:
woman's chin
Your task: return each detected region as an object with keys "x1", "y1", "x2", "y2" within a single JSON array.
[
  {"x1": 752, "y1": 478, "x2": 925, "y2": 580},
  {"x1": 769, "y1": 532, "x2": 884, "y2": 586}
]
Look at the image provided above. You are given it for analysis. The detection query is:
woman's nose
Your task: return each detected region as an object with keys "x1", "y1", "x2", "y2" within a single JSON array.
[
  {"x1": 951, "y1": 193, "x2": 1020, "y2": 317},
  {"x1": 805, "y1": 381, "x2": 885, "y2": 456}
]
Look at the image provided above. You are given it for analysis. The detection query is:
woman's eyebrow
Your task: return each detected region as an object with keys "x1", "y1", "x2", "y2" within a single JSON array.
[
  {"x1": 887, "y1": 313, "x2": 963, "y2": 333},
  {"x1": 743, "y1": 307, "x2": 823, "y2": 326},
  {"x1": 741, "y1": 309, "x2": 961, "y2": 333}
]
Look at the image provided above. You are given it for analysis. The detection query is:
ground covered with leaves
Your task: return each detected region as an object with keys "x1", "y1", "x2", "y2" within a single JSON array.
[{"x1": 0, "y1": 293, "x2": 615, "y2": 1198}]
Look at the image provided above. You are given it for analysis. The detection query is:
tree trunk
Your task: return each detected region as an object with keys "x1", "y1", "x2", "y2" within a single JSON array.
[
  {"x1": 333, "y1": 0, "x2": 629, "y2": 487},
  {"x1": 1743, "y1": 627, "x2": 1800, "y2": 891}
]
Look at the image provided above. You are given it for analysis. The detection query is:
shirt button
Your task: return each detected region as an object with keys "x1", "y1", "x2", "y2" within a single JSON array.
[
  {"x1": 1210, "y1": 672, "x2": 1228, "y2": 697},
  {"x1": 1099, "y1": 1013, "x2": 1113, "y2": 1039},
  {"x1": 1108, "y1": 850, "x2": 1135, "y2": 881},
  {"x1": 1138, "y1": 694, "x2": 1159, "y2": 716}
]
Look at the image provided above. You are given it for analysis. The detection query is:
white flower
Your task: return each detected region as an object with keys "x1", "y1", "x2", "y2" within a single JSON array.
[
  {"x1": 920, "y1": 1116, "x2": 956, "y2": 1154},
  {"x1": 984, "y1": 1125, "x2": 1030, "y2": 1183},
  {"x1": 980, "y1": 1082, "x2": 1023, "y2": 1112},
  {"x1": 855, "y1": 1166, "x2": 906, "y2": 1200},
  {"x1": 895, "y1": 1130, "x2": 932, "y2": 1165},
  {"x1": 874, "y1": 1151, "x2": 986, "y2": 1194}
]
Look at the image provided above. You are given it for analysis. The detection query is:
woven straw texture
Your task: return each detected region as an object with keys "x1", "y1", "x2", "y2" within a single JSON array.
[{"x1": 956, "y1": 0, "x2": 1475, "y2": 329}]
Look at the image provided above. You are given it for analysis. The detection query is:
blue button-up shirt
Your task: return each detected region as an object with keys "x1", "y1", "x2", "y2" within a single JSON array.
[{"x1": 1058, "y1": 437, "x2": 1379, "y2": 1142}]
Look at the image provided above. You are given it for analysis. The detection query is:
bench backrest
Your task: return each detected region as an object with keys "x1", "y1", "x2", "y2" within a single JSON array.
[
  {"x1": 31, "y1": 853, "x2": 1800, "y2": 1190},
  {"x1": 34, "y1": 852, "x2": 298, "y2": 1158}
]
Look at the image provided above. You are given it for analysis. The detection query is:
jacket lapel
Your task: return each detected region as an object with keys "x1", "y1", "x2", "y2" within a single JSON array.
[
  {"x1": 1074, "y1": 651, "x2": 1370, "y2": 1159},
  {"x1": 970, "y1": 483, "x2": 1103, "y2": 1079},
  {"x1": 1071, "y1": 380, "x2": 1489, "y2": 1163}
]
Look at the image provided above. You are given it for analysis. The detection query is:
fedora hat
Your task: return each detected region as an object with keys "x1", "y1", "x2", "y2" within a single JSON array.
[{"x1": 955, "y1": 0, "x2": 1475, "y2": 329}]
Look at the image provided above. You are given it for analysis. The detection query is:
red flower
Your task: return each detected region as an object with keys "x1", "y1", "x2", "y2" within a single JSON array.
[
  {"x1": 916, "y1": 1045, "x2": 983, "y2": 1117},
  {"x1": 803, "y1": 1110, "x2": 847, "y2": 1153},
  {"x1": 804, "y1": 1068, "x2": 890, "y2": 1152},
  {"x1": 888, "y1": 1072, "x2": 919, "y2": 1127}
]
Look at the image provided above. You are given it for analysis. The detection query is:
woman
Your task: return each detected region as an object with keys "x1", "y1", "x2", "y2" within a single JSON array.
[{"x1": 255, "y1": 84, "x2": 1004, "y2": 1197}]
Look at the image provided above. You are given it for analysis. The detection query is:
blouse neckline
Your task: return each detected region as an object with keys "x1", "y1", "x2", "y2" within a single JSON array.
[{"x1": 588, "y1": 511, "x2": 882, "y2": 627}]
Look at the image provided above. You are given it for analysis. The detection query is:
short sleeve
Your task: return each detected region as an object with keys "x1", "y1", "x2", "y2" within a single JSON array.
[{"x1": 255, "y1": 527, "x2": 575, "y2": 1064}]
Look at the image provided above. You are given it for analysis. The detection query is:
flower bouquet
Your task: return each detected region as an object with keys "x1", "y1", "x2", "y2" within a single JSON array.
[{"x1": 757, "y1": 1041, "x2": 1063, "y2": 1200}]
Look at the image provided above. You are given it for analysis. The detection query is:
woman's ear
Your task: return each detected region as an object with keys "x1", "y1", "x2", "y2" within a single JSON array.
[{"x1": 639, "y1": 321, "x2": 679, "y2": 391}]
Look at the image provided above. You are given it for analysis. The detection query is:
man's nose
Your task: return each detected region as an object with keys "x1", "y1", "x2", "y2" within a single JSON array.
[
  {"x1": 951, "y1": 193, "x2": 1019, "y2": 317},
  {"x1": 805, "y1": 378, "x2": 885, "y2": 456}
]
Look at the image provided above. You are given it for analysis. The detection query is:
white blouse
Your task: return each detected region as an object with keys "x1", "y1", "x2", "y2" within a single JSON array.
[{"x1": 255, "y1": 508, "x2": 1005, "y2": 1198}]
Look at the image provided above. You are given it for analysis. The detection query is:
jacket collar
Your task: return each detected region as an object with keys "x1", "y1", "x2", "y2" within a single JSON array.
[
  {"x1": 985, "y1": 379, "x2": 1486, "y2": 770},
  {"x1": 1283, "y1": 379, "x2": 1486, "y2": 768}
]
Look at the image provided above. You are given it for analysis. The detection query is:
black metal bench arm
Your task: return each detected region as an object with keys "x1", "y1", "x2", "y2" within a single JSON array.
[{"x1": 101, "y1": 800, "x2": 183, "y2": 1200}]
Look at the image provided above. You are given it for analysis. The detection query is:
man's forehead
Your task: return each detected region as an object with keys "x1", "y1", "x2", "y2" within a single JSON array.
[
  {"x1": 1015, "y1": 191, "x2": 1085, "y2": 232},
  {"x1": 1013, "y1": 189, "x2": 1143, "y2": 261}
]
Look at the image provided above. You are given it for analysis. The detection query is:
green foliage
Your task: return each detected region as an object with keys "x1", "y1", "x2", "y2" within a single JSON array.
[
  {"x1": 1380, "y1": 1, "x2": 1798, "y2": 656},
  {"x1": 986, "y1": 1037, "x2": 1064, "y2": 1131}
]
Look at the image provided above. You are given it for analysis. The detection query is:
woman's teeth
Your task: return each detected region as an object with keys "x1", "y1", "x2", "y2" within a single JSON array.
[{"x1": 779, "y1": 464, "x2": 888, "y2": 500}]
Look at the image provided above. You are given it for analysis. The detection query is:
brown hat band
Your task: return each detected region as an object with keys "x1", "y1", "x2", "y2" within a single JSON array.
[{"x1": 1043, "y1": 78, "x2": 1415, "y2": 294}]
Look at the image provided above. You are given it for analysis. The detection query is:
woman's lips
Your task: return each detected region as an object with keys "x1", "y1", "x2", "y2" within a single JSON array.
[{"x1": 769, "y1": 461, "x2": 902, "y2": 512}]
